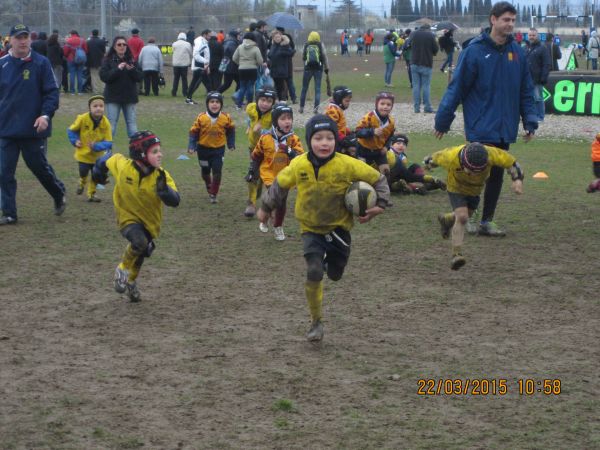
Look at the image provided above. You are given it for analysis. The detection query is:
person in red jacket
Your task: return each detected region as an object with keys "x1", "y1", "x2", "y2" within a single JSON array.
[
  {"x1": 64, "y1": 30, "x2": 88, "y2": 94},
  {"x1": 127, "y1": 28, "x2": 144, "y2": 63}
]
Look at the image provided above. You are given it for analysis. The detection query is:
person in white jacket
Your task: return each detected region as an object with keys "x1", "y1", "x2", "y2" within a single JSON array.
[
  {"x1": 587, "y1": 30, "x2": 599, "y2": 70},
  {"x1": 137, "y1": 37, "x2": 164, "y2": 96},
  {"x1": 185, "y1": 29, "x2": 211, "y2": 104},
  {"x1": 171, "y1": 32, "x2": 192, "y2": 97}
]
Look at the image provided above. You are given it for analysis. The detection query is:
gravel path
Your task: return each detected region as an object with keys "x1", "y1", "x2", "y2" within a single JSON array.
[{"x1": 294, "y1": 102, "x2": 598, "y2": 142}]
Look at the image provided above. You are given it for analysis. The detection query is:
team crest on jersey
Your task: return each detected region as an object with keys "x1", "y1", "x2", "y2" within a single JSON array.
[
  {"x1": 23, "y1": 69, "x2": 30, "y2": 80},
  {"x1": 299, "y1": 171, "x2": 309, "y2": 181},
  {"x1": 126, "y1": 176, "x2": 134, "y2": 184}
]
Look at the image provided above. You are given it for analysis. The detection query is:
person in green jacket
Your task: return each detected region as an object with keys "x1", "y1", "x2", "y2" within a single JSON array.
[{"x1": 383, "y1": 33, "x2": 400, "y2": 87}]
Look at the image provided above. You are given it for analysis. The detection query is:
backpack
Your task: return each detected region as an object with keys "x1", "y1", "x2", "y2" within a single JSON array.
[
  {"x1": 305, "y1": 43, "x2": 321, "y2": 69},
  {"x1": 73, "y1": 44, "x2": 86, "y2": 65}
]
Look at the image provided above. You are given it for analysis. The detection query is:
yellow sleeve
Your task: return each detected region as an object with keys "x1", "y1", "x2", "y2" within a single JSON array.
[
  {"x1": 431, "y1": 146, "x2": 459, "y2": 170},
  {"x1": 291, "y1": 135, "x2": 304, "y2": 154},
  {"x1": 106, "y1": 153, "x2": 126, "y2": 177},
  {"x1": 485, "y1": 145, "x2": 516, "y2": 169},
  {"x1": 164, "y1": 169, "x2": 178, "y2": 191},
  {"x1": 251, "y1": 135, "x2": 265, "y2": 159},
  {"x1": 68, "y1": 114, "x2": 83, "y2": 132},
  {"x1": 355, "y1": 113, "x2": 371, "y2": 131},
  {"x1": 226, "y1": 113, "x2": 235, "y2": 130},
  {"x1": 350, "y1": 157, "x2": 382, "y2": 185},
  {"x1": 276, "y1": 161, "x2": 298, "y2": 190},
  {"x1": 189, "y1": 114, "x2": 202, "y2": 134}
]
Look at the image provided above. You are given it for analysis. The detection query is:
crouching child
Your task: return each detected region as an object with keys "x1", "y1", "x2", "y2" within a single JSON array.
[{"x1": 93, "y1": 131, "x2": 180, "y2": 302}]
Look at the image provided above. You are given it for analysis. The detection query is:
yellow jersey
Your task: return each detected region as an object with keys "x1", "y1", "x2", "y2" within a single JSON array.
[
  {"x1": 189, "y1": 112, "x2": 235, "y2": 148},
  {"x1": 432, "y1": 145, "x2": 516, "y2": 196},
  {"x1": 276, "y1": 153, "x2": 381, "y2": 234},
  {"x1": 356, "y1": 111, "x2": 395, "y2": 152},
  {"x1": 251, "y1": 132, "x2": 304, "y2": 186},
  {"x1": 324, "y1": 103, "x2": 349, "y2": 138},
  {"x1": 246, "y1": 103, "x2": 273, "y2": 150},
  {"x1": 106, "y1": 153, "x2": 178, "y2": 238},
  {"x1": 68, "y1": 113, "x2": 112, "y2": 164}
]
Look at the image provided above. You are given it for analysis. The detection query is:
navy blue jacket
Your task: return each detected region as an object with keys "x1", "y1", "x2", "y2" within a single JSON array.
[
  {"x1": 526, "y1": 41, "x2": 551, "y2": 85},
  {"x1": 268, "y1": 42, "x2": 294, "y2": 79},
  {"x1": 435, "y1": 33, "x2": 538, "y2": 143},
  {"x1": 0, "y1": 51, "x2": 59, "y2": 139}
]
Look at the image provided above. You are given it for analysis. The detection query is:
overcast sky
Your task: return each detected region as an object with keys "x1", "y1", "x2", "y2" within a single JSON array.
[{"x1": 302, "y1": 0, "x2": 592, "y2": 17}]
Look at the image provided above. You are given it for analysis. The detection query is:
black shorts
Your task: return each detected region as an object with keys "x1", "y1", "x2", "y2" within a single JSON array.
[
  {"x1": 448, "y1": 192, "x2": 480, "y2": 211},
  {"x1": 594, "y1": 161, "x2": 600, "y2": 178},
  {"x1": 302, "y1": 228, "x2": 351, "y2": 268},
  {"x1": 357, "y1": 145, "x2": 387, "y2": 166}
]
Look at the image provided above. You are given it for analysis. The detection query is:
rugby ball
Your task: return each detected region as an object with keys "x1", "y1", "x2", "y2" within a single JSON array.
[{"x1": 344, "y1": 181, "x2": 377, "y2": 216}]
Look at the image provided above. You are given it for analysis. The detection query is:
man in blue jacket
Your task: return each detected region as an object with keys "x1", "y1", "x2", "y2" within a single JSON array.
[
  {"x1": 434, "y1": 2, "x2": 538, "y2": 237},
  {"x1": 526, "y1": 28, "x2": 551, "y2": 122},
  {"x1": 0, "y1": 24, "x2": 65, "y2": 225}
]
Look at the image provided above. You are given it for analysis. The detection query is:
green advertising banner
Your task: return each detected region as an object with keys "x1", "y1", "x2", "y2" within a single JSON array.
[{"x1": 544, "y1": 73, "x2": 600, "y2": 116}]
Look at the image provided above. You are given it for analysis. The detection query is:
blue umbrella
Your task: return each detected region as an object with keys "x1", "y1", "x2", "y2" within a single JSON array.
[{"x1": 265, "y1": 12, "x2": 304, "y2": 31}]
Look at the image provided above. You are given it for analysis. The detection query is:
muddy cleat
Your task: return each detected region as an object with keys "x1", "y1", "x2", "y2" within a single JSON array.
[
  {"x1": 126, "y1": 282, "x2": 141, "y2": 302},
  {"x1": 478, "y1": 221, "x2": 506, "y2": 237},
  {"x1": 306, "y1": 319, "x2": 324, "y2": 341},
  {"x1": 273, "y1": 226, "x2": 285, "y2": 241},
  {"x1": 87, "y1": 194, "x2": 101, "y2": 203},
  {"x1": 432, "y1": 178, "x2": 447, "y2": 191},
  {"x1": 298, "y1": 106, "x2": 304, "y2": 114},
  {"x1": 114, "y1": 266, "x2": 128, "y2": 294},
  {"x1": 0, "y1": 215, "x2": 17, "y2": 225},
  {"x1": 437, "y1": 213, "x2": 454, "y2": 239},
  {"x1": 587, "y1": 179, "x2": 600, "y2": 193},
  {"x1": 54, "y1": 196, "x2": 66, "y2": 216},
  {"x1": 451, "y1": 254, "x2": 466, "y2": 270},
  {"x1": 259, "y1": 221, "x2": 269, "y2": 233},
  {"x1": 76, "y1": 185, "x2": 84, "y2": 195},
  {"x1": 391, "y1": 179, "x2": 411, "y2": 194},
  {"x1": 244, "y1": 203, "x2": 256, "y2": 218},
  {"x1": 466, "y1": 211, "x2": 479, "y2": 235}
]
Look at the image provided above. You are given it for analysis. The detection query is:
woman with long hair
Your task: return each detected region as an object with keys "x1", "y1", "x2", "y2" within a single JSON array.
[{"x1": 100, "y1": 36, "x2": 143, "y2": 137}]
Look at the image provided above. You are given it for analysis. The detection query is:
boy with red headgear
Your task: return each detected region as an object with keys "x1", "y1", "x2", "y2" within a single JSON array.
[
  {"x1": 93, "y1": 130, "x2": 180, "y2": 302},
  {"x1": 586, "y1": 133, "x2": 600, "y2": 193},
  {"x1": 355, "y1": 91, "x2": 396, "y2": 180},
  {"x1": 424, "y1": 143, "x2": 524, "y2": 270}
]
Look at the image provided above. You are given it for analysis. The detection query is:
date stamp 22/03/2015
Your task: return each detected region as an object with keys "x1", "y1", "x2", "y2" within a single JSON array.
[{"x1": 417, "y1": 378, "x2": 562, "y2": 396}]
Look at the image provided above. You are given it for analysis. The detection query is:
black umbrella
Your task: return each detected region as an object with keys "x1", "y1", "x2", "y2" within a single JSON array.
[{"x1": 432, "y1": 22, "x2": 459, "y2": 31}]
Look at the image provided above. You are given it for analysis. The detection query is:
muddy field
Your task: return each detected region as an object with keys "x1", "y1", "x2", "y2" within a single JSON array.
[{"x1": 0, "y1": 51, "x2": 599, "y2": 449}]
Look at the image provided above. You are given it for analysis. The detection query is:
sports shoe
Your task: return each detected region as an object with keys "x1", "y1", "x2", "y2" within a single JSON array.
[
  {"x1": 114, "y1": 266, "x2": 128, "y2": 294},
  {"x1": 76, "y1": 185, "x2": 84, "y2": 195},
  {"x1": 185, "y1": 98, "x2": 197, "y2": 105},
  {"x1": 0, "y1": 215, "x2": 17, "y2": 225},
  {"x1": 306, "y1": 319, "x2": 324, "y2": 342},
  {"x1": 432, "y1": 178, "x2": 447, "y2": 191},
  {"x1": 54, "y1": 196, "x2": 66, "y2": 216},
  {"x1": 391, "y1": 179, "x2": 411, "y2": 194},
  {"x1": 209, "y1": 194, "x2": 218, "y2": 204},
  {"x1": 313, "y1": 106, "x2": 319, "y2": 114},
  {"x1": 87, "y1": 195, "x2": 101, "y2": 203},
  {"x1": 478, "y1": 221, "x2": 506, "y2": 237},
  {"x1": 411, "y1": 184, "x2": 428, "y2": 195},
  {"x1": 259, "y1": 221, "x2": 269, "y2": 233},
  {"x1": 466, "y1": 210, "x2": 479, "y2": 235},
  {"x1": 451, "y1": 254, "x2": 466, "y2": 270},
  {"x1": 244, "y1": 204, "x2": 256, "y2": 218},
  {"x1": 587, "y1": 179, "x2": 600, "y2": 193},
  {"x1": 273, "y1": 226, "x2": 285, "y2": 241},
  {"x1": 438, "y1": 213, "x2": 453, "y2": 239},
  {"x1": 126, "y1": 282, "x2": 141, "y2": 302},
  {"x1": 298, "y1": 106, "x2": 304, "y2": 114}
]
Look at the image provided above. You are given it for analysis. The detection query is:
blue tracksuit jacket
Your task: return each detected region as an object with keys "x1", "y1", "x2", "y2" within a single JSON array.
[
  {"x1": 435, "y1": 33, "x2": 538, "y2": 143},
  {"x1": 0, "y1": 51, "x2": 59, "y2": 139}
]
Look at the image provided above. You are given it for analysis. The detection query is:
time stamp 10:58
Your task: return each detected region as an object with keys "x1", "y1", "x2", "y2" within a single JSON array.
[{"x1": 417, "y1": 378, "x2": 562, "y2": 396}]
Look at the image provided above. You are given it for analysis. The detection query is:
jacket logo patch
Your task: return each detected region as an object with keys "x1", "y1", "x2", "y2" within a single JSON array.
[
  {"x1": 23, "y1": 69, "x2": 30, "y2": 80},
  {"x1": 485, "y1": 54, "x2": 491, "y2": 59},
  {"x1": 508, "y1": 52, "x2": 513, "y2": 61},
  {"x1": 125, "y1": 176, "x2": 134, "y2": 184},
  {"x1": 299, "y1": 171, "x2": 309, "y2": 181}
]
